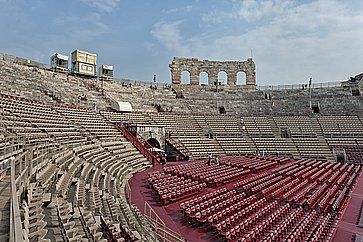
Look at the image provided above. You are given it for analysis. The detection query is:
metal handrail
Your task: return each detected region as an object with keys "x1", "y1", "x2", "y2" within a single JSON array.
[
  {"x1": 116, "y1": 123, "x2": 159, "y2": 163},
  {"x1": 144, "y1": 201, "x2": 184, "y2": 242},
  {"x1": 10, "y1": 152, "x2": 26, "y2": 242},
  {"x1": 257, "y1": 81, "x2": 342, "y2": 91}
]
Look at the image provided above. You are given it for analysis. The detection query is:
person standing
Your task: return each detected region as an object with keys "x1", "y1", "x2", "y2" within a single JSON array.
[
  {"x1": 208, "y1": 153, "x2": 212, "y2": 166},
  {"x1": 163, "y1": 153, "x2": 167, "y2": 164}
]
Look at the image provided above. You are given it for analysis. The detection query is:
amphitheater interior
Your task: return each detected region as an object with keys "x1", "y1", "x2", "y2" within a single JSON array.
[{"x1": 0, "y1": 53, "x2": 363, "y2": 242}]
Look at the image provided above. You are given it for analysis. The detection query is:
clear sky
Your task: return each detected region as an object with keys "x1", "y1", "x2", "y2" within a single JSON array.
[{"x1": 0, "y1": 0, "x2": 362, "y2": 85}]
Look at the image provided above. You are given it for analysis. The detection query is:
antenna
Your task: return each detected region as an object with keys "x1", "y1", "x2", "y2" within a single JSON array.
[{"x1": 250, "y1": 50, "x2": 254, "y2": 59}]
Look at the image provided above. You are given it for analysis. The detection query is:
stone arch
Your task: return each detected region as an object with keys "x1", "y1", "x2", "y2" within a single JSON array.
[
  {"x1": 217, "y1": 71, "x2": 228, "y2": 85},
  {"x1": 146, "y1": 138, "x2": 161, "y2": 149},
  {"x1": 199, "y1": 71, "x2": 209, "y2": 85},
  {"x1": 237, "y1": 71, "x2": 246, "y2": 85},
  {"x1": 170, "y1": 57, "x2": 256, "y2": 88},
  {"x1": 181, "y1": 70, "x2": 191, "y2": 84}
]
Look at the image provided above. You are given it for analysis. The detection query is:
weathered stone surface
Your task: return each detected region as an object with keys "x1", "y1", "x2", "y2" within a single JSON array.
[{"x1": 169, "y1": 57, "x2": 256, "y2": 87}]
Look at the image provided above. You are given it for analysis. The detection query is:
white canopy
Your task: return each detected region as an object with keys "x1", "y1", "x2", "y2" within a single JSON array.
[
  {"x1": 148, "y1": 147, "x2": 165, "y2": 153},
  {"x1": 102, "y1": 64, "x2": 113, "y2": 70},
  {"x1": 110, "y1": 100, "x2": 133, "y2": 112},
  {"x1": 53, "y1": 53, "x2": 68, "y2": 61}
]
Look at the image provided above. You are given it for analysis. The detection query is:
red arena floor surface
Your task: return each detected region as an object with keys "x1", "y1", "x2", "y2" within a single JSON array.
[
  {"x1": 332, "y1": 170, "x2": 363, "y2": 242},
  {"x1": 128, "y1": 156, "x2": 363, "y2": 242}
]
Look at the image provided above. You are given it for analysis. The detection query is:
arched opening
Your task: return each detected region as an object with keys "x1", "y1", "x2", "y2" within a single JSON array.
[
  {"x1": 181, "y1": 71, "x2": 190, "y2": 84},
  {"x1": 199, "y1": 72, "x2": 209, "y2": 85},
  {"x1": 237, "y1": 71, "x2": 246, "y2": 85},
  {"x1": 146, "y1": 138, "x2": 160, "y2": 149},
  {"x1": 217, "y1": 71, "x2": 228, "y2": 85}
]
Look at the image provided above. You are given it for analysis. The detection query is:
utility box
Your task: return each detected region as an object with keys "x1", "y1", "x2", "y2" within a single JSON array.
[
  {"x1": 50, "y1": 53, "x2": 69, "y2": 72},
  {"x1": 71, "y1": 50, "x2": 97, "y2": 77},
  {"x1": 99, "y1": 64, "x2": 114, "y2": 81}
]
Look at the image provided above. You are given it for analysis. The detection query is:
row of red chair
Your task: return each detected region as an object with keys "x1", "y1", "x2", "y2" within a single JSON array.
[
  {"x1": 207, "y1": 196, "x2": 257, "y2": 226},
  {"x1": 193, "y1": 193, "x2": 247, "y2": 222},
  {"x1": 166, "y1": 162, "x2": 250, "y2": 187},
  {"x1": 180, "y1": 188, "x2": 228, "y2": 210},
  {"x1": 148, "y1": 156, "x2": 361, "y2": 241},
  {"x1": 251, "y1": 176, "x2": 284, "y2": 193},
  {"x1": 331, "y1": 187, "x2": 347, "y2": 212},
  {"x1": 176, "y1": 158, "x2": 361, "y2": 241},
  {"x1": 295, "y1": 166, "x2": 317, "y2": 179},
  {"x1": 292, "y1": 182, "x2": 318, "y2": 205},
  {"x1": 225, "y1": 203, "x2": 292, "y2": 241},
  {"x1": 318, "y1": 185, "x2": 339, "y2": 213},
  {"x1": 148, "y1": 171, "x2": 207, "y2": 204},
  {"x1": 154, "y1": 180, "x2": 200, "y2": 196},
  {"x1": 305, "y1": 214, "x2": 335, "y2": 242},
  {"x1": 233, "y1": 172, "x2": 269, "y2": 189},
  {"x1": 306, "y1": 183, "x2": 329, "y2": 208},
  {"x1": 283, "y1": 210, "x2": 319, "y2": 241},
  {"x1": 181, "y1": 190, "x2": 237, "y2": 216},
  {"x1": 261, "y1": 207, "x2": 305, "y2": 242},
  {"x1": 270, "y1": 179, "x2": 300, "y2": 200},
  {"x1": 161, "y1": 183, "x2": 206, "y2": 204},
  {"x1": 282, "y1": 180, "x2": 309, "y2": 201},
  {"x1": 310, "y1": 168, "x2": 327, "y2": 181},
  {"x1": 285, "y1": 165, "x2": 307, "y2": 177},
  {"x1": 215, "y1": 199, "x2": 271, "y2": 234},
  {"x1": 271, "y1": 161, "x2": 298, "y2": 174},
  {"x1": 240, "y1": 174, "x2": 276, "y2": 191},
  {"x1": 185, "y1": 193, "x2": 246, "y2": 220},
  {"x1": 262, "y1": 177, "x2": 291, "y2": 197}
]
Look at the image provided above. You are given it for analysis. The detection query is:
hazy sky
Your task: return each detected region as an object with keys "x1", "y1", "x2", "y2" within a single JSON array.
[{"x1": 0, "y1": 0, "x2": 362, "y2": 85}]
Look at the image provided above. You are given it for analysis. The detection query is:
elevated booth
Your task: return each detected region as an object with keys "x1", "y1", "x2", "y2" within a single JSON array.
[
  {"x1": 50, "y1": 53, "x2": 69, "y2": 73},
  {"x1": 99, "y1": 64, "x2": 114, "y2": 81},
  {"x1": 71, "y1": 49, "x2": 97, "y2": 77}
]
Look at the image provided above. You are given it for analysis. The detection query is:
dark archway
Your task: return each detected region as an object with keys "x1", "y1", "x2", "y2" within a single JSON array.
[{"x1": 147, "y1": 138, "x2": 161, "y2": 149}]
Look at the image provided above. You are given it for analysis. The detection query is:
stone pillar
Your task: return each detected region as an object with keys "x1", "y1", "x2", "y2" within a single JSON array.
[
  {"x1": 228, "y1": 72, "x2": 237, "y2": 85},
  {"x1": 190, "y1": 70, "x2": 199, "y2": 85},
  {"x1": 245, "y1": 58, "x2": 256, "y2": 86},
  {"x1": 208, "y1": 70, "x2": 218, "y2": 85},
  {"x1": 171, "y1": 70, "x2": 181, "y2": 85},
  {"x1": 246, "y1": 71, "x2": 256, "y2": 86}
]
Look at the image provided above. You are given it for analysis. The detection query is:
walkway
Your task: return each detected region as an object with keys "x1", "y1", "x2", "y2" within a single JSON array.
[
  {"x1": 333, "y1": 169, "x2": 363, "y2": 241},
  {"x1": 0, "y1": 173, "x2": 10, "y2": 242}
]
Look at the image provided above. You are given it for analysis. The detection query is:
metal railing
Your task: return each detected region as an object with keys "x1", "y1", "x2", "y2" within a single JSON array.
[
  {"x1": 116, "y1": 123, "x2": 159, "y2": 164},
  {"x1": 143, "y1": 201, "x2": 185, "y2": 242},
  {"x1": 126, "y1": 181, "x2": 132, "y2": 205},
  {"x1": 10, "y1": 150, "x2": 29, "y2": 242},
  {"x1": 257, "y1": 81, "x2": 342, "y2": 91},
  {"x1": 0, "y1": 52, "x2": 49, "y2": 69}
]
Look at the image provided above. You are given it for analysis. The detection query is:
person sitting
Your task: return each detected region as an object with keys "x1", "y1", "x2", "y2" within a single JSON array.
[{"x1": 208, "y1": 153, "x2": 212, "y2": 166}]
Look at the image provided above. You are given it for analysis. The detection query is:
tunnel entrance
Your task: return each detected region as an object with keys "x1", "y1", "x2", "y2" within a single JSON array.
[{"x1": 146, "y1": 138, "x2": 161, "y2": 149}]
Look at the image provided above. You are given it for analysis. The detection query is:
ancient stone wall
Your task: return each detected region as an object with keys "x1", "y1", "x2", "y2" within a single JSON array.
[{"x1": 169, "y1": 57, "x2": 256, "y2": 87}]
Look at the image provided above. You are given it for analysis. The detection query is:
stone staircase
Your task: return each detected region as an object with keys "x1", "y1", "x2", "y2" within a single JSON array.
[
  {"x1": 165, "y1": 137, "x2": 190, "y2": 158},
  {"x1": 239, "y1": 129, "x2": 258, "y2": 154},
  {"x1": 286, "y1": 138, "x2": 301, "y2": 159},
  {"x1": 268, "y1": 117, "x2": 281, "y2": 138},
  {"x1": 311, "y1": 118, "x2": 335, "y2": 162}
]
